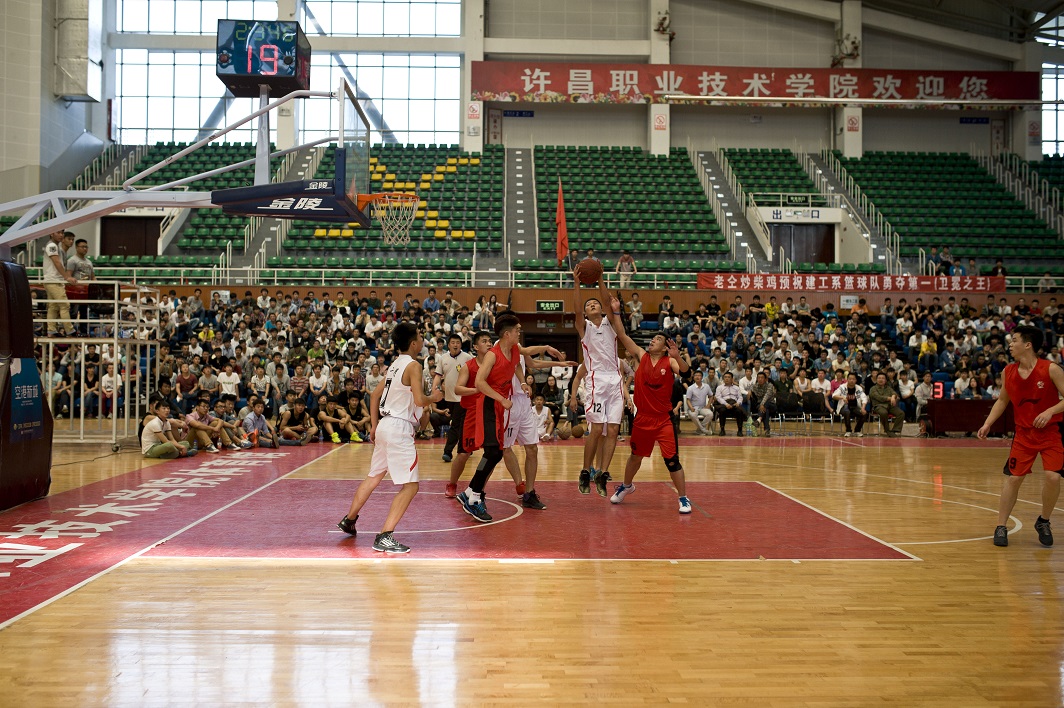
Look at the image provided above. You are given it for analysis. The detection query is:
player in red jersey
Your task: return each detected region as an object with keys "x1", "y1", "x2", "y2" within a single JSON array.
[
  {"x1": 444, "y1": 330, "x2": 494, "y2": 498},
  {"x1": 601, "y1": 293, "x2": 693, "y2": 514},
  {"x1": 457, "y1": 313, "x2": 523, "y2": 522},
  {"x1": 978, "y1": 325, "x2": 1064, "y2": 547}
]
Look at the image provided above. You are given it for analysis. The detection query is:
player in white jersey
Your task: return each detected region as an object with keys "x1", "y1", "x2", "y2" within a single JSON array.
[
  {"x1": 573, "y1": 272, "x2": 624, "y2": 497},
  {"x1": 338, "y1": 322, "x2": 443, "y2": 553},
  {"x1": 503, "y1": 351, "x2": 576, "y2": 510}
]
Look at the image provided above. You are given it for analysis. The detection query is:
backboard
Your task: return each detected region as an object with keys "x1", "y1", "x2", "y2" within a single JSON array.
[{"x1": 211, "y1": 78, "x2": 375, "y2": 225}]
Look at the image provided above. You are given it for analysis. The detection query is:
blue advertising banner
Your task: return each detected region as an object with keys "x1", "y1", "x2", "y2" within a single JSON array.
[{"x1": 9, "y1": 358, "x2": 44, "y2": 442}]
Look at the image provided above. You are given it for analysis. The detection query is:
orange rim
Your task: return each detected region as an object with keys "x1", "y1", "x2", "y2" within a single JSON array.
[{"x1": 357, "y1": 192, "x2": 419, "y2": 212}]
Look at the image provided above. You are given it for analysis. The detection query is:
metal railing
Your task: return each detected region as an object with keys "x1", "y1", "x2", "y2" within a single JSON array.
[
  {"x1": 821, "y1": 150, "x2": 902, "y2": 274},
  {"x1": 743, "y1": 194, "x2": 773, "y2": 260},
  {"x1": 976, "y1": 153, "x2": 1064, "y2": 238},
  {"x1": 32, "y1": 281, "x2": 161, "y2": 446},
  {"x1": 748, "y1": 192, "x2": 841, "y2": 208},
  {"x1": 999, "y1": 153, "x2": 1063, "y2": 210},
  {"x1": 745, "y1": 246, "x2": 757, "y2": 274},
  {"x1": 690, "y1": 147, "x2": 737, "y2": 255}
]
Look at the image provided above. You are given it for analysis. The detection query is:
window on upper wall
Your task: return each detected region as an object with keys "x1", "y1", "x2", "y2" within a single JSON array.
[
  {"x1": 301, "y1": 53, "x2": 461, "y2": 147},
  {"x1": 301, "y1": 0, "x2": 462, "y2": 37},
  {"x1": 117, "y1": 0, "x2": 278, "y2": 34},
  {"x1": 114, "y1": 49, "x2": 277, "y2": 145},
  {"x1": 1043, "y1": 65, "x2": 1061, "y2": 157}
]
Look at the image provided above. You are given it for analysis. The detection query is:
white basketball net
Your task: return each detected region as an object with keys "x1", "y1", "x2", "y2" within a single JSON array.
[{"x1": 374, "y1": 193, "x2": 419, "y2": 247}]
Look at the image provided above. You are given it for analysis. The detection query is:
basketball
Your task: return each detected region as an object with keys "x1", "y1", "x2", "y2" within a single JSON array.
[
  {"x1": 556, "y1": 421, "x2": 572, "y2": 439},
  {"x1": 575, "y1": 259, "x2": 603, "y2": 285},
  {"x1": 571, "y1": 422, "x2": 586, "y2": 438}
]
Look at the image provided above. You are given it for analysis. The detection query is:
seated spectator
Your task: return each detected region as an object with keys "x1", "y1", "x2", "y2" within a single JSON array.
[
  {"x1": 833, "y1": 373, "x2": 868, "y2": 437},
  {"x1": 683, "y1": 370, "x2": 715, "y2": 435},
  {"x1": 626, "y1": 292, "x2": 643, "y2": 330},
  {"x1": 749, "y1": 371, "x2": 777, "y2": 435},
  {"x1": 141, "y1": 400, "x2": 194, "y2": 459},
  {"x1": 868, "y1": 372, "x2": 905, "y2": 437},
  {"x1": 713, "y1": 371, "x2": 748, "y2": 436}
]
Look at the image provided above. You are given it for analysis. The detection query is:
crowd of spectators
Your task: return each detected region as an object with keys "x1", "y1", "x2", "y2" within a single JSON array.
[{"x1": 40, "y1": 279, "x2": 1061, "y2": 446}]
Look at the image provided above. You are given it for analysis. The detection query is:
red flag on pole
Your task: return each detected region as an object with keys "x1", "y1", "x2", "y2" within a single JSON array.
[{"x1": 556, "y1": 179, "x2": 569, "y2": 268}]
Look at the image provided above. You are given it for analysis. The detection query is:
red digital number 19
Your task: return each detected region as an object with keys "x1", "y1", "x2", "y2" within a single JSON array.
[{"x1": 247, "y1": 43, "x2": 280, "y2": 75}]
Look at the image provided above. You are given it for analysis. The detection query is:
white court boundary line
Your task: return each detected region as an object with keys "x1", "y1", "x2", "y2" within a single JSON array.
[
  {"x1": 0, "y1": 446, "x2": 345, "y2": 632},
  {"x1": 755, "y1": 481, "x2": 921, "y2": 561}
]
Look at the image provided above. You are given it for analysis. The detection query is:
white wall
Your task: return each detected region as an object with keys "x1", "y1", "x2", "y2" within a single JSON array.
[
  {"x1": 0, "y1": 0, "x2": 101, "y2": 199},
  {"x1": 485, "y1": 0, "x2": 647, "y2": 41},
  {"x1": 496, "y1": 103, "x2": 647, "y2": 148},
  {"x1": 862, "y1": 110, "x2": 996, "y2": 153},
  {"x1": 672, "y1": 106, "x2": 831, "y2": 152},
  {"x1": 862, "y1": 28, "x2": 1012, "y2": 71},
  {"x1": 669, "y1": 0, "x2": 834, "y2": 67}
]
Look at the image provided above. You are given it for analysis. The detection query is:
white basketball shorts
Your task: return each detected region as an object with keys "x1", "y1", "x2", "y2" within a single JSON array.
[
  {"x1": 585, "y1": 372, "x2": 624, "y2": 425},
  {"x1": 369, "y1": 416, "x2": 419, "y2": 484},
  {"x1": 504, "y1": 394, "x2": 539, "y2": 448}
]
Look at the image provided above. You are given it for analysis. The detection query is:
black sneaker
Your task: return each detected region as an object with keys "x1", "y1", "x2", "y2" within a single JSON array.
[
  {"x1": 993, "y1": 525, "x2": 1008, "y2": 547},
  {"x1": 595, "y1": 471, "x2": 611, "y2": 497},
  {"x1": 578, "y1": 469, "x2": 591, "y2": 494},
  {"x1": 337, "y1": 515, "x2": 358, "y2": 536},
  {"x1": 372, "y1": 532, "x2": 410, "y2": 553},
  {"x1": 1036, "y1": 516, "x2": 1054, "y2": 547},
  {"x1": 442, "y1": 453, "x2": 453, "y2": 463},
  {"x1": 457, "y1": 491, "x2": 492, "y2": 522},
  {"x1": 522, "y1": 490, "x2": 547, "y2": 510}
]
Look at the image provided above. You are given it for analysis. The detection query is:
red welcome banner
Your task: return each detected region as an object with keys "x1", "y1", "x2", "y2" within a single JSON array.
[
  {"x1": 696, "y1": 273, "x2": 1007, "y2": 293},
  {"x1": 471, "y1": 61, "x2": 1039, "y2": 105}
]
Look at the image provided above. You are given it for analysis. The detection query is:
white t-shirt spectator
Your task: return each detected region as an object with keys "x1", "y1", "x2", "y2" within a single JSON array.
[
  {"x1": 141, "y1": 417, "x2": 171, "y2": 454},
  {"x1": 534, "y1": 406, "x2": 551, "y2": 438},
  {"x1": 218, "y1": 371, "x2": 241, "y2": 396},
  {"x1": 43, "y1": 241, "x2": 67, "y2": 282},
  {"x1": 102, "y1": 372, "x2": 122, "y2": 393}
]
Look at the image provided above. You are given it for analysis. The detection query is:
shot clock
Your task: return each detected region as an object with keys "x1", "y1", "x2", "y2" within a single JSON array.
[{"x1": 216, "y1": 20, "x2": 311, "y2": 98}]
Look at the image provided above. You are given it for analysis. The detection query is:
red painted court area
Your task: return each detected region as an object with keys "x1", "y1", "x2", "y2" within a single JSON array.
[
  {"x1": 0, "y1": 447, "x2": 335, "y2": 627},
  {"x1": 147, "y1": 480, "x2": 913, "y2": 561}
]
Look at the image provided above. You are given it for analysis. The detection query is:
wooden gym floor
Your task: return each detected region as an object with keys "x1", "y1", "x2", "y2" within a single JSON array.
[{"x1": 0, "y1": 428, "x2": 1060, "y2": 706}]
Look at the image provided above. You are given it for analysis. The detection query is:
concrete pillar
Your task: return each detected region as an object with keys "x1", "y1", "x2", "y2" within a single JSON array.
[
  {"x1": 275, "y1": 0, "x2": 299, "y2": 151},
  {"x1": 1011, "y1": 42, "x2": 1044, "y2": 161},
  {"x1": 834, "y1": 0, "x2": 863, "y2": 158},
  {"x1": 648, "y1": 0, "x2": 671, "y2": 155},
  {"x1": 461, "y1": 0, "x2": 485, "y2": 153}
]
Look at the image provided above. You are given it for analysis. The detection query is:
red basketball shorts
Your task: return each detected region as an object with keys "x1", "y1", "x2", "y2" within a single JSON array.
[
  {"x1": 1005, "y1": 427, "x2": 1064, "y2": 477},
  {"x1": 630, "y1": 414, "x2": 676, "y2": 460}
]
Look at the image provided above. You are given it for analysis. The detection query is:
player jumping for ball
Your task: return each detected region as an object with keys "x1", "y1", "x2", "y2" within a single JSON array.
[
  {"x1": 573, "y1": 266, "x2": 624, "y2": 496},
  {"x1": 601, "y1": 293, "x2": 693, "y2": 513},
  {"x1": 978, "y1": 325, "x2": 1063, "y2": 548}
]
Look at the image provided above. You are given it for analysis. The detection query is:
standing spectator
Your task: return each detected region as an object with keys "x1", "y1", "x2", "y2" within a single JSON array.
[
  {"x1": 42, "y1": 230, "x2": 77, "y2": 337},
  {"x1": 66, "y1": 238, "x2": 95, "y2": 335},
  {"x1": 1039, "y1": 272, "x2": 1057, "y2": 293},
  {"x1": 626, "y1": 292, "x2": 644, "y2": 330},
  {"x1": 616, "y1": 250, "x2": 637, "y2": 289}
]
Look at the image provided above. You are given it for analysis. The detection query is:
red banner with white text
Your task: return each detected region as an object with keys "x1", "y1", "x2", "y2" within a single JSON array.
[
  {"x1": 471, "y1": 61, "x2": 1039, "y2": 105},
  {"x1": 695, "y1": 273, "x2": 1008, "y2": 293}
]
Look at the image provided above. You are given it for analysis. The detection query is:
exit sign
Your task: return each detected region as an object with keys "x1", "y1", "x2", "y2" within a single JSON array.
[{"x1": 536, "y1": 300, "x2": 564, "y2": 313}]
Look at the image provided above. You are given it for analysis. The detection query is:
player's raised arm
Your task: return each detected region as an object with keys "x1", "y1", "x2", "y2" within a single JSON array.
[
  {"x1": 667, "y1": 337, "x2": 690, "y2": 374},
  {"x1": 572, "y1": 267, "x2": 587, "y2": 339},
  {"x1": 604, "y1": 293, "x2": 644, "y2": 360}
]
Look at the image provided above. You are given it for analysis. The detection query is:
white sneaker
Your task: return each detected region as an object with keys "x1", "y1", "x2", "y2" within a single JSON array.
[
  {"x1": 610, "y1": 483, "x2": 634, "y2": 504},
  {"x1": 844, "y1": 432, "x2": 852, "y2": 438},
  {"x1": 678, "y1": 496, "x2": 692, "y2": 514},
  {"x1": 855, "y1": 432, "x2": 864, "y2": 438},
  {"x1": 205, "y1": 444, "x2": 220, "y2": 454}
]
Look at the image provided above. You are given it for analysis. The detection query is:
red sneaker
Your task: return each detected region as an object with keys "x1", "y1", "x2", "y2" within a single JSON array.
[
  {"x1": 445, "y1": 483, "x2": 458, "y2": 498},
  {"x1": 515, "y1": 481, "x2": 526, "y2": 496}
]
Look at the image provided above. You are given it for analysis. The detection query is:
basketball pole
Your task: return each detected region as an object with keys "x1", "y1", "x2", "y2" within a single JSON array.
[{"x1": 255, "y1": 85, "x2": 271, "y2": 186}]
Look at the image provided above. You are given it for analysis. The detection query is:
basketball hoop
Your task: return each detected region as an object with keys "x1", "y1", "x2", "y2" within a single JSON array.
[{"x1": 371, "y1": 192, "x2": 419, "y2": 247}]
